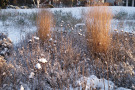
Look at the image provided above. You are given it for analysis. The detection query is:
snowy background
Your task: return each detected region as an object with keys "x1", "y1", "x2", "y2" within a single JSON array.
[{"x1": 0, "y1": 6, "x2": 135, "y2": 44}]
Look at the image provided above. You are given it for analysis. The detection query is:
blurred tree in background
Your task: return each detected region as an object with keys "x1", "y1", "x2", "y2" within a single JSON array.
[
  {"x1": 9, "y1": 0, "x2": 17, "y2": 5},
  {"x1": 0, "y1": 0, "x2": 9, "y2": 8},
  {"x1": 61, "y1": 0, "x2": 72, "y2": 6},
  {"x1": 61, "y1": 0, "x2": 78, "y2": 6}
]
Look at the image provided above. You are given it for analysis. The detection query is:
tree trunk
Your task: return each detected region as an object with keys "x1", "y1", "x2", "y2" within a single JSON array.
[
  {"x1": 132, "y1": 0, "x2": 134, "y2": 7},
  {"x1": 37, "y1": 0, "x2": 40, "y2": 8},
  {"x1": 126, "y1": 0, "x2": 128, "y2": 6}
]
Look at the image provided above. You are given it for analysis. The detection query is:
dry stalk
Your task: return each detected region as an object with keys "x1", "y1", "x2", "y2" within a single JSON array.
[{"x1": 37, "y1": 9, "x2": 53, "y2": 42}]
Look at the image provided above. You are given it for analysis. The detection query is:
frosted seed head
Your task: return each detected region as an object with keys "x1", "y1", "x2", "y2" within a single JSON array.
[{"x1": 35, "y1": 63, "x2": 42, "y2": 69}]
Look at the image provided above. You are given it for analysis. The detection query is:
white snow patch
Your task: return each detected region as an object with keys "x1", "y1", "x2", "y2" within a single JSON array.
[
  {"x1": 38, "y1": 58, "x2": 48, "y2": 63},
  {"x1": 85, "y1": 75, "x2": 99, "y2": 89},
  {"x1": 49, "y1": 38, "x2": 53, "y2": 42},
  {"x1": 4, "y1": 6, "x2": 135, "y2": 19},
  {"x1": 75, "y1": 23, "x2": 85, "y2": 28},
  {"x1": 116, "y1": 87, "x2": 131, "y2": 90},
  {"x1": 20, "y1": 82, "x2": 30, "y2": 90},
  {"x1": 77, "y1": 75, "x2": 130, "y2": 90},
  {"x1": 51, "y1": 6, "x2": 135, "y2": 18},
  {"x1": 98, "y1": 79, "x2": 114, "y2": 90},
  {"x1": 35, "y1": 63, "x2": 42, "y2": 69},
  {"x1": 33, "y1": 36, "x2": 39, "y2": 40},
  {"x1": 29, "y1": 72, "x2": 35, "y2": 79},
  {"x1": 20, "y1": 85, "x2": 24, "y2": 90}
]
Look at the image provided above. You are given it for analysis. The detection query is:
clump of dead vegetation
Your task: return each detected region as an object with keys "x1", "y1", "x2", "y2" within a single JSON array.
[
  {"x1": 0, "y1": 56, "x2": 14, "y2": 87},
  {"x1": 86, "y1": 4, "x2": 112, "y2": 54},
  {"x1": 85, "y1": 4, "x2": 135, "y2": 89},
  {"x1": 37, "y1": 9, "x2": 53, "y2": 42}
]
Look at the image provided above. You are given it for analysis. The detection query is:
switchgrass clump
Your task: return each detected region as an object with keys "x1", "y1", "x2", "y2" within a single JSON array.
[
  {"x1": 37, "y1": 9, "x2": 53, "y2": 42},
  {"x1": 86, "y1": 5, "x2": 112, "y2": 54}
]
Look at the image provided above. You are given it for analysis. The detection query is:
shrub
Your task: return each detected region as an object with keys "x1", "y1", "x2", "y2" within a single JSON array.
[
  {"x1": 37, "y1": 9, "x2": 53, "y2": 42},
  {"x1": 0, "y1": 56, "x2": 14, "y2": 86},
  {"x1": 86, "y1": 5, "x2": 112, "y2": 54}
]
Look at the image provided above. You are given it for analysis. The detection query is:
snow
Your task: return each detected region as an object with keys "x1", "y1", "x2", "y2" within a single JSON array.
[
  {"x1": 75, "y1": 23, "x2": 85, "y2": 27},
  {"x1": 3, "y1": 6, "x2": 135, "y2": 18},
  {"x1": 29, "y1": 72, "x2": 35, "y2": 79},
  {"x1": 116, "y1": 87, "x2": 131, "y2": 90},
  {"x1": 49, "y1": 38, "x2": 53, "y2": 42},
  {"x1": 38, "y1": 58, "x2": 48, "y2": 63},
  {"x1": 85, "y1": 75, "x2": 100, "y2": 89},
  {"x1": 20, "y1": 82, "x2": 30, "y2": 90},
  {"x1": 28, "y1": 39, "x2": 32, "y2": 43},
  {"x1": 2, "y1": 8, "x2": 38, "y2": 14},
  {"x1": 98, "y1": 79, "x2": 114, "y2": 90},
  {"x1": 20, "y1": 85, "x2": 24, "y2": 90},
  {"x1": 35, "y1": 63, "x2": 42, "y2": 69},
  {"x1": 0, "y1": 23, "x2": 37, "y2": 44},
  {"x1": 33, "y1": 36, "x2": 39, "y2": 40},
  {"x1": 76, "y1": 75, "x2": 131, "y2": 90},
  {"x1": 51, "y1": 6, "x2": 135, "y2": 18}
]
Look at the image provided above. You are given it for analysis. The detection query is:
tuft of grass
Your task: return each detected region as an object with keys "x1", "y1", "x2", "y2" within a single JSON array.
[
  {"x1": 86, "y1": 5, "x2": 112, "y2": 54},
  {"x1": 37, "y1": 9, "x2": 53, "y2": 42}
]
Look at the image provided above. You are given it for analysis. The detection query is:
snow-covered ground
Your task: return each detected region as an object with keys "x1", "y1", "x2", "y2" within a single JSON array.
[
  {"x1": 0, "y1": 23, "x2": 37, "y2": 44},
  {"x1": 3, "y1": 6, "x2": 135, "y2": 18},
  {"x1": 75, "y1": 75, "x2": 131, "y2": 90},
  {"x1": 0, "y1": 6, "x2": 135, "y2": 44}
]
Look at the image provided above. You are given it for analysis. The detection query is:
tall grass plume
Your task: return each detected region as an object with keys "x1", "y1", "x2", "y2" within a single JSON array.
[
  {"x1": 37, "y1": 9, "x2": 53, "y2": 42},
  {"x1": 86, "y1": 5, "x2": 112, "y2": 54}
]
